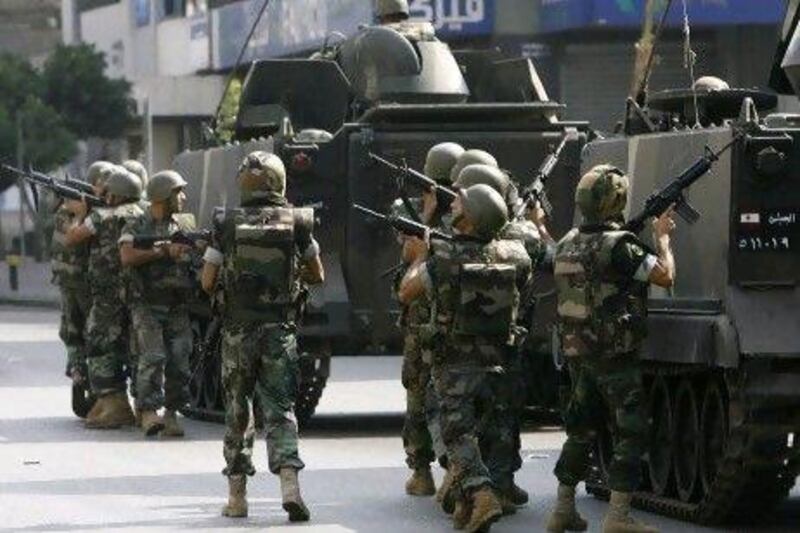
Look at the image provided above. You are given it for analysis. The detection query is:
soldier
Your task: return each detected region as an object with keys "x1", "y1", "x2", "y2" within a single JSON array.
[
  {"x1": 119, "y1": 171, "x2": 196, "y2": 437},
  {"x1": 545, "y1": 165, "x2": 675, "y2": 533},
  {"x1": 51, "y1": 162, "x2": 113, "y2": 400},
  {"x1": 394, "y1": 142, "x2": 464, "y2": 497},
  {"x1": 450, "y1": 163, "x2": 552, "y2": 513},
  {"x1": 122, "y1": 159, "x2": 150, "y2": 416},
  {"x1": 375, "y1": 0, "x2": 436, "y2": 42},
  {"x1": 201, "y1": 151, "x2": 324, "y2": 522},
  {"x1": 65, "y1": 166, "x2": 145, "y2": 429},
  {"x1": 399, "y1": 184, "x2": 531, "y2": 532}
]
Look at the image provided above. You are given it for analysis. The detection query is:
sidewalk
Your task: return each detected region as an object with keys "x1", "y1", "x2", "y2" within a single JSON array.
[{"x1": 0, "y1": 260, "x2": 59, "y2": 307}]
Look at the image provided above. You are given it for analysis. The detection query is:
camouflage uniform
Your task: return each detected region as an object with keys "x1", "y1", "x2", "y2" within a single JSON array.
[
  {"x1": 478, "y1": 219, "x2": 549, "y2": 492},
  {"x1": 120, "y1": 214, "x2": 195, "y2": 412},
  {"x1": 552, "y1": 226, "x2": 652, "y2": 493},
  {"x1": 52, "y1": 205, "x2": 91, "y2": 377},
  {"x1": 207, "y1": 202, "x2": 317, "y2": 476},
  {"x1": 84, "y1": 202, "x2": 144, "y2": 396},
  {"x1": 424, "y1": 236, "x2": 531, "y2": 497}
]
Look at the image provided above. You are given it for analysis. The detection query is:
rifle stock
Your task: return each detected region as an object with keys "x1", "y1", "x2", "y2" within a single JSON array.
[
  {"x1": 353, "y1": 204, "x2": 452, "y2": 242},
  {"x1": 132, "y1": 230, "x2": 212, "y2": 249}
]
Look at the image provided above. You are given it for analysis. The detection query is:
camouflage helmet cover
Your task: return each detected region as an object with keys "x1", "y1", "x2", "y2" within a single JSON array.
[
  {"x1": 575, "y1": 164, "x2": 629, "y2": 224},
  {"x1": 424, "y1": 142, "x2": 465, "y2": 184},
  {"x1": 454, "y1": 163, "x2": 510, "y2": 196},
  {"x1": 449, "y1": 149, "x2": 499, "y2": 183},
  {"x1": 376, "y1": 0, "x2": 410, "y2": 18},
  {"x1": 237, "y1": 151, "x2": 287, "y2": 202},
  {"x1": 105, "y1": 166, "x2": 143, "y2": 200},
  {"x1": 147, "y1": 170, "x2": 187, "y2": 202},
  {"x1": 86, "y1": 161, "x2": 114, "y2": 187},
  {"x1": 122, "y1": 160, "x2": 148, "y2": 189},
  {"x1": 459, "y1": 184, "x2": 509, "y2": 239}
]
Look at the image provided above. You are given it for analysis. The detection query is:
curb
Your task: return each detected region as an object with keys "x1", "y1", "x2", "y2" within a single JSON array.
[{"x1": 0, "y1": 297, "x2": 60, "y2": 309}]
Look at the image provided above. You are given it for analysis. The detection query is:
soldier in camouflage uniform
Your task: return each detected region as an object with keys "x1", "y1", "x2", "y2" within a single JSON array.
[
  {"x1": 202, "y1": 151, "x2": 324, "y2": 523},
  {"x1": 51, "y1": 162, "x2": 113, "y2": 399},
  {"x1": 119, "y1": 171, "x2": 196, "y2": 437},
  {"x1": 450, "y1": 162, "x2": 554, "y2": 513},
  {"x1": 393, "y1": 142, "x2": 464, "y2": 497},
  {"x1": 399, "y1": 184, "x2": 531, "y2": 532},
  {"x1": 65, "y1": 166, "x2": 144, "y2": 429},
  {"x1": 545, "y1": 165, "x2": 675, "y2": 533}
]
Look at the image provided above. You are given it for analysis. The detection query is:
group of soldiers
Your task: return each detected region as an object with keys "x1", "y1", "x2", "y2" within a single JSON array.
[
  {"x1": 391, "y1": 142, "x2": 675, "y2": 533},
  {"x1": 51, "y1": 152, "x2": 321, "y2": 522}
]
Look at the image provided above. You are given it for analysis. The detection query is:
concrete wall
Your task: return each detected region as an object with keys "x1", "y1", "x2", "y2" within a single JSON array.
[{"x1": 80, "y1": 2, "x2": 131, "y2": 79}]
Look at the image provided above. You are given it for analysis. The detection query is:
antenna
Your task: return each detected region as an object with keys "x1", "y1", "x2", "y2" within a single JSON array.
[
  {"x1": 633, "y1": 0, "x2": 674, "y2": 107},
  {"x1": 681, "y1": 0, "x2": 701, "y2": 128},
  {"x1": 209, "y1": 0, "x2": 272, "y2": 140}
]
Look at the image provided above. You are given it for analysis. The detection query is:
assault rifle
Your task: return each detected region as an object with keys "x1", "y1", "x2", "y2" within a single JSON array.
[
  {"x1": 28, "y1": 168, "x2": 95, "y2": 196},
  {"x1": 353, "y1": 204, "x2": 453, "y2": 242},
  {"x1": 515, "y1": 127, "x2": 579, "y2": 219},
  {"x1": 624, "y1": 134, "x2": 740, "y2": 234},
  {"x1": 1, "y1": 164, "x2": 105, "y2": 208},
  {"x1": 132, "y1": 230, "x2": 212, "y2": 249},
  {"x1": 369, "y1": 152, "x2": 458, "y2": 209}
]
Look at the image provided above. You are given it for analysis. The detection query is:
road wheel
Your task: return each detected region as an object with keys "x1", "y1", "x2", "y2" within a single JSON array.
[
  {"x1": 296, "y1": 338, "x2": 331, "y2": 428},
  {"x1": 647, "y1": 376, "x2": 674, "y2": 496},
  {"x1": 674, "y1": 378, "x2": 700, "y2": 503},
  {"x1": 699, "y1": 378, "x2": 728, "y2": 496}
]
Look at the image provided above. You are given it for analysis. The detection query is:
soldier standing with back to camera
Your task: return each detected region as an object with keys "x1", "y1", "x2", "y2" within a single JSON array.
[
  {"x1": 65, "y1": 166, "x2": 144, "y2": 429},
  {"x1": 394, "y1": 142, "x2": 464, "y2": 497},
  {"x1": 202, "y1": 151, "x2": 324, "y2": 523},
  {"x1": 51, "y1": 161, "x2": 113, "y2": 404},
  {"x1": 545, "y1": 165, "x2": 675, "y2": 533},
  {"x1": 400, "y1": 184, "x2": 531, "y2": 532},
  {"x1": 119, "y1": 171, "x2": 196, "y2": 438}
]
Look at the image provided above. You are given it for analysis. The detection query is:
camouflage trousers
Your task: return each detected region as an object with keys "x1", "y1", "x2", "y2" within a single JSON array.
[
  {"x1": 479, "y1": 352, "x2": 525, "y2": 491},
  {"x1": 221, "y1": 321, "x2": 305, "y2": 477},
  {"x1": 86, "y1": 292, "x2": 128, "y2": 396},
  {"x1": 554, "y1": 355, "x2": 648, "y2": 493},
  {"x1": 433, "y1": 362, "x2": 494, "y2": 496},
  {"x1": 58, "y1": 284, "x2": 91, "y2": 377},
  {"x1": 401, "y1": 330, "x2": 445, "y2": 470},
  {"x1": 130, "y1": 305, "x2": 192, "y2": 411}
]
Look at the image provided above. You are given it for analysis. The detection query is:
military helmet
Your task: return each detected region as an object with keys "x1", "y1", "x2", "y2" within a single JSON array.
[
  {"x1": 459, "y1": 184, "x2": 509, "y2": 239},
  {"x1": 376, "y1": 0, "x2": 410, "y2": 19},
  {"x1": 86, "y1": 161, "x2": 114, "y2": 187},
  {"x1": 237, "y1": 151, "x2": 286, "y2": 201},
  {"x1": 147, "y1": 170, "x2": 187, "y2": 202},
  {"x1": 693, "y1": 76, "x2": 730, "y2": 92},
  {"x1": 105, "y1": 166, "x2": 143, "y2": 200},
  {"x1": 575, "y1": 164, "x2": 629, "y2": 224},
  {"x1": 454, "y1": 164, "x2": 510, "y2": 196},
  {"x1": 122, "y1": 160, "x2": 148, "y2": 190},
  {"x1": 424, "y1": 142, "x2": 464, "y2": 184},
  {"x1": 449, "y1": 149, "x2": 499, "y2": 183}
]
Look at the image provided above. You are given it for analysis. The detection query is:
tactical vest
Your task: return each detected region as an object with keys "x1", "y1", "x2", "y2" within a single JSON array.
[
  {"x1": 553, "y1": 229, "x2": 648, "y2": 358},
  {"x1": 51, "y1": 206, "x2": 89, "y2": 288},
  {"x1": 128, "y1": 213, "x2": 197, "y2": 305},
  {"x1": 501, "y1": 219, "x2": 546, "y2": 270},
  {"x1": 88, "y1": 202, "x2": 144, "y2": 296},
  {"x1": 430, "y1": 237, "x2": 531, "y2": 360},
  {"x1": 216, "y1": 206, "x2": 314, "y2": 322}
]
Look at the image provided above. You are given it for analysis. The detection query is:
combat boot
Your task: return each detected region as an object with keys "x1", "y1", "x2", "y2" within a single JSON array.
[
  {"x1": 280, "y1": 467, "x2": 310, "y2": 522},
  {"x1": 438, "y1": 468, "x2": 456, "y2": 514},
  {"x1": 452, "y1": 499, "x2": 473, "y2": 530},
  {"x1": 602, "y1": 491, "x2": 658, "y2": 533},
  {"x1": 510, "y1": 482, "x2": 529, "y2": 505},
  {"x1": 161, "y1": 410, "x2": 185, "y2": 437},
  {"x1": 221, "y1": 475, "x2": 248, "y2": 518},
  {"x1": 133, "y1": 407, "x2": 142, "y2": 428},
  {"x1": 140, "y1": 410, "x2": 165, "y2": 437},
  {"x1": 85, "y1": 392, "x2": 135, "y2": 429},
  {"x1": 464, "y1": 487, "x2": 502, "y2": 533},
  {"x1": 405, "y1": 467, "x2": 436, "y2": 496},
  {"x1": 546, "y1": 484, "x2": 588, "y2": 532},
  {"x1": 498, "y1": 492, "x2": 517, "y2": 516},
  {"x1": 84, "y1": 396, "x2": 106, "y2": 425}
]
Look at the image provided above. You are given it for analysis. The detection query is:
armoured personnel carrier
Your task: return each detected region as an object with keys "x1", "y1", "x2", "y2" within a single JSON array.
[
  {"x1": 174, "y1": 23, "x2": 588, "y2": 423},
  {"x1": 579, "y1": 4, "x2": 800, "y2": 525}
]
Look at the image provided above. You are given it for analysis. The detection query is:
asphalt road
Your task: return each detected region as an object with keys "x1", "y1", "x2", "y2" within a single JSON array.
[{"x1": 1, "y1": 306, "x2": 798, "y2": 532}]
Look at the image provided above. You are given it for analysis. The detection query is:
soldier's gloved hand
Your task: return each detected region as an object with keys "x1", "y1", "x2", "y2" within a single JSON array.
[
  {"x1": 526, "y1": 200, "x2": 547, "y2": 227},
  {"x1": 167, "y1": 242, "x2": 192, "y2": 261}
]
